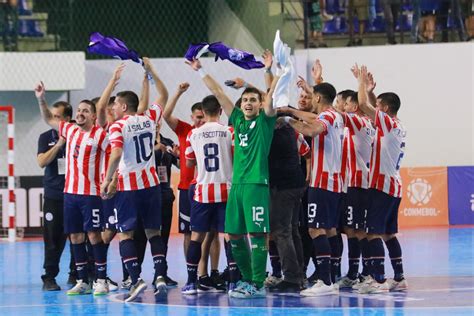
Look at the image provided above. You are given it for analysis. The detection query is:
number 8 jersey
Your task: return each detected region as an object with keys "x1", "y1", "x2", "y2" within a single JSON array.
[
  {"x1": 109, "y1": 104, "x2": 163, "y2": 191},
  {"x1": 185, "y1": 122, "x2": 234, "y2": 203}
]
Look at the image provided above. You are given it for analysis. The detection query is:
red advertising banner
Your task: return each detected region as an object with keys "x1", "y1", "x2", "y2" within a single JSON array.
[{"x1": 398, "y1": 167, "x2": 449, "y2": 227}]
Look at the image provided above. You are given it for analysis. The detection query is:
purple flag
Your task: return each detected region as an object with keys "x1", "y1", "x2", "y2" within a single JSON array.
[
  {"x1": 208, "y1": 42, "x2": 264, "y2": 70},
  {"x1": 184, "y1": 41, "x2": 264, "y2": 70},
  {"x1": 184, "y1": 42, "x2": 209, "y2": 61},
  {"x1": 87, "y1": 32, "x2": 141, "y2": 64}
]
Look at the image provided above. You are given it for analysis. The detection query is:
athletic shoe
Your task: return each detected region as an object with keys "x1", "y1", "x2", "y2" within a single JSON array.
[
  {"x1": 154, "y1": 276, "x2": 168, "y2": 296},
  {"x1": 106, "y1": 277, "x2": 119, "y2": 292},
  {"x1": 268, "y1": 280, "x2": 300, "y2": 293},
  {"x1": 163, "y1": 275, "x2": 178, "y2": 287},
  {"x1": 125, "y1": 278, "x2": 147, "y2": 302},
  {"x1": 387, "y1": 278, "x2": 408, "y2": 291},
  {"x1": 181, "y1": 282, "x2": 198, "y2": 295},
  {"x1": 93, "y1": 278, "x2": 109, "y2": 296},
  {"x1": 67, "y1": 280, "x2": 92, "y2": 295},
  {"x1": 264, "y1": 275, "x2": 282, "y2": 288},
  {"x1": 210, "y1": 270, "x2": 225, "y2": 287},
  {"x1": 197, "y1": 275, "x2": 226, "y2": 293},
  {"x1": 357, "y1": 280, "x2": 390, "y2": 294},
  {"x1": 227, "y1": 282, "x2": 238, "y2": 294},
  {"x1": 229, "y1": 282, "x2": 266, "y2": 298},
  {"x1": 228, "y1": 280, "x2": 249, "y2": 297},
  {"x1": 121, "y1": 277, "x2": 132, "y2": 290},
  {"x1": 352, "y1": 275, "x2": 373, "y2": 290},
  {"x1": 42, "y1": 278, "x2": 61, "y2": 291},
  {"x1": 219, "y1": 267, "x2": 230, "y2": 283},
  {"x1": 337, "y1": 275, "x2": 359, "y2": 289},
  {"x1": 300, "y1": 280, "x2": 339, "y2": 297}
]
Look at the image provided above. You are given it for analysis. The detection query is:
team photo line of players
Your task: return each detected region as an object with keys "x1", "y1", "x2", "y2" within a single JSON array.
[{"x1": 34, "y1": 50, "x2": 407, "y2": 301}]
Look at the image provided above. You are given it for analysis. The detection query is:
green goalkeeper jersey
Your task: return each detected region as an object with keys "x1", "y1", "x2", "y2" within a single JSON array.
[{"x1": 229, "y1": 107, "x2": 276, "y2": 185}]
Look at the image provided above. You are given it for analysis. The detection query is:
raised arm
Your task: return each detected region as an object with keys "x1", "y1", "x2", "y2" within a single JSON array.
[
  {"x1": 137, "y1": 72, "x2": 149, "y2": 115},
  {"x1": 163, "y1": 82, "x2": 190, "y2": 131},
  {"x1": 186, "y1": 58, "x2": 234, "y2": 117},
  {"x1": 35, "y1": 81, "x2": 59, "y2": 130},
  {"x1": 354, "y1": 64, "x2": 376, "y2": 122},
  {"x1": 366, "y1": 71, "x2": 377, "y2": 107},
  {"x1": 311, "y1": 59, "x2": 323, "y2": 85},
  {"x1": 262, "y1": 73, "x2": 280, "y2": 117},
  {"x1": 143, "y1": 57, "x2": 168, "y2": 107},
  {"x1": 262, "y1": 49, "x2": 274, "y2": 91},
  {"x1": 97, "y1": 63, "x2": 125, "y2": 127}
]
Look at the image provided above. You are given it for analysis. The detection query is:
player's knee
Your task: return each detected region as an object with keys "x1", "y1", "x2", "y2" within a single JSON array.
[
  {"x1": 191, "y1": 231, "x2": 206, "y2": 243},
  {"x1": 87, "y1": 231, "x2": 103, "y2": 245},
  {"x1": 69, "y1": 232, "x2": 85, "y2": 244},
  {"x1": 308, "y1": 228, "x2": 325, "y2": 238},
  {"x1": 145, "y1": 228, "x2": 161, "y2": 240}
]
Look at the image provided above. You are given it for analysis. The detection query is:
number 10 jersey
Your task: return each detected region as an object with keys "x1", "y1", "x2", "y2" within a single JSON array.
[
  {"x1": 109, "y1": 105, "x2": 163, "y2": 191},
  {"x1": 185, "y1": 122, "x2": 234, "y2": 203}
]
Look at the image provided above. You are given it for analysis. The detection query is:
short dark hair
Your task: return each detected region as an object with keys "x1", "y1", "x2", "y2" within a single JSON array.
[
  {"x1": 313, "y1": 82, "x2": 337, "y2": 104},
  {"x1": 52, "y1": 101, "x2": 73, "y2": 118},
  {"x1": 337, "y1": 89, "x2": 355, "y2": 102},
  {"x1": 116, "y1": 91, "x2": 139, "y2": 113},
  {"x1": 90, "y1": 97, "x2": 100, "y2": 105},
  {"x1": 241, "y1": 87, "x2": 262, "y2": 102},
  {"x1": 191, "y1": 102, "x2": 203, "y2": 113},
  {"x1": 347, "y1": 91, "x2": 358, "y2": 104},
  {"x1": 377, "y1": 92, "x2": 401, "y2": 115},
  {"x1": 201, "y1": 95, "x2": 221, "y2": 116},
  {"x1": 108, "y1": 96, "x2": 115, "y2": 106},
  {"x1": 79, "y1": 99, "x2": 96, "y2": 113}
]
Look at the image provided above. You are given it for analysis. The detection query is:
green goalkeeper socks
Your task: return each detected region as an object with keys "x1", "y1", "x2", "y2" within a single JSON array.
[
  {"x1": 230, "y1": 238, "x2": 252, "y2": 282},
  {"x1": 250, "y1": 235, "x2": 268, "y2": 288}
]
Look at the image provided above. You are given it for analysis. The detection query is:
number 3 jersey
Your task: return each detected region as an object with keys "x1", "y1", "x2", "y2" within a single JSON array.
[
  {"x1": 185, "y1": 122, "x2": 234, "y2": 203},
  {"x1": 109, "y1": 105, "x2": 163, "y2": 191},
  {"x1": 369, "y1": 110, "x2": 406, "y2": 198}
]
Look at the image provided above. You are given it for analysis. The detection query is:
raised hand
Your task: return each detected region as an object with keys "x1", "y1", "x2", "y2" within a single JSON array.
[
  {"x1": 111, "y1": 63, "x2": 125, "y2": 87},
  {"x1": 350, "y1": 63, "x2": 360, "y2": 79},
  {"x1": 229, "y1": 77, "x2": 245, "y2": 89},
  {"x1": 367, "y1": 71, "x2": 377, "y2": 93},
  {"x1": 34, "y1": 81, "x2": 45, "y2": 99},
  {"x1": 311, "y1": 59, "x2": 323, "y2": 83},
  {"x1": 185, "y1": 58, "x2": 202, "y2": 71},
  {"x1": 177, "y1": 82, "x2": 190, "y2": 94},
  {"x1": 297, "y1": 75, "x2": 312, "y2": 94},
  {"x1": 262, "y1": 49, "x2": 273, "y2": 70}
]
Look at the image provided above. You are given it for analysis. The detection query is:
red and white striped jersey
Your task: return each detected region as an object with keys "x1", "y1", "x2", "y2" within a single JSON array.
[
  {"x1": 310, "y1": 109, "x2": 344, "y2": 192},
  {"x1": 344, "y1": 113, "x2": 375, "y2": 189},
  {"x1": 59, "y1": 121, "x2": 109, "y2": 196},
  {"x1": 99, "y1": 122, "x2": 112, "y2": 182},
  {"x1": 295, "y1": 132, "x2": 310, "y2": 156},
  {"x1": 369, "y1": 110, "x2": 406, "y2": 197},
  {"x1": 185, "y1": 122, "x2": 234, "y2": 203},
  {"x1": 109, "y1": 104, "x2": 163, "y2": 191},
  {"x1": 340, "y1": 127, "x2": 349, "y2": 193}
]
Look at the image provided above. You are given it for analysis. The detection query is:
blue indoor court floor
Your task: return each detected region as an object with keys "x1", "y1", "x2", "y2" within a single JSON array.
[{"x1": 0, "y1": 227, "x2": 473, "y2": 316}]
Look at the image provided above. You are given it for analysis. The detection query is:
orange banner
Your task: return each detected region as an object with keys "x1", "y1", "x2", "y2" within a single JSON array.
[{"x1": 398, "y1": 167, "x2": 449, "y2": 227}]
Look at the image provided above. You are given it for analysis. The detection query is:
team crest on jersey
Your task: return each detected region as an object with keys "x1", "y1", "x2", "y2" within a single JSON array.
[
  {"x1": 149, "y1": 104, "x2": 159, "y2": 110},
  {"x1": 249, "y1": 121, "x2": 256, "y2": 129}
]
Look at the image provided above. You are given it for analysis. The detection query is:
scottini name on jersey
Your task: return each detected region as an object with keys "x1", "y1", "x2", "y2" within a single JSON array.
[{"x1": 194, "y1": 130, "x2": 229, "y2": 139}]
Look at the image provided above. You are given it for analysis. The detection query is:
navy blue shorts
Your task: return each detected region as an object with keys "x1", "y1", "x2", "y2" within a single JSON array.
[
  {"x1": 344, "y1": 187, "x2": 369, "y2": 230},
  {"x1": 190, "y1": 199, "x2": 226, "y2": 233},
  {"x1": 338, "y1": 192, "x2": 347, "y2": 230},
  {"x1": 178, "y1": 188, "x2": 191, "y2": 233},
  {"x1": 64, "y1": 193, "x2": 103, "y2": 234},
  {"x1": 366, "y1": 189, "x2": 401, "y2": 235},
  {"x1": 115, "y1": 185, "x2": 162, "y2": 232},
  {"x1": 307, "y1": 188, "x2": 341, "y2": 229},
  {"x1": 102, "y1": 196, "x2": 117, "y2": 230}
]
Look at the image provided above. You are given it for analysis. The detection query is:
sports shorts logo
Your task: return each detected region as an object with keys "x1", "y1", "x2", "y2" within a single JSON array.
[{"x1": 407, "y1": 178, "x2": 432, "y2": 206}]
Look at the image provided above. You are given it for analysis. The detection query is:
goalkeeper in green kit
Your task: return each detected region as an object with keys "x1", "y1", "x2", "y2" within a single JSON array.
[{"x1": 187, "y1": 58, "x2": 278, "y2": 298}]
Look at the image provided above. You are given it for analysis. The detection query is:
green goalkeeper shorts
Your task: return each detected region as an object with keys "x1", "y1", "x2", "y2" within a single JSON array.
[{"x1": 225, "y1": 184, "x2": 270, "y2": 234}]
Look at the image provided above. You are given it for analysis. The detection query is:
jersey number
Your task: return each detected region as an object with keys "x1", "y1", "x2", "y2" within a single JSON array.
[
  {"x1": 239, "y1": 133, "x2": 248, "y2": 147},
  {"x1": 308, "y1": 203, "x2": 317, "y2": 223},
  {"x1": 252, "y1": 206, "x2": 264, "y2": 223},
  {"x1": 395, "y1": 142, "x2": 406, "y2": 171},
  {"x1": 204, "y1": 143, "x2": 219, "y2": 172},
  {"x1": 133, "y1": 132, "x2": 153, "y2": 163}
]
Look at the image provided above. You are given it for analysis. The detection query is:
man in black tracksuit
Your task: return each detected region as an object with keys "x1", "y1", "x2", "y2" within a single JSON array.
[{"x1": 37, "y1": 101, "x2": 76, "y2": 291}]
